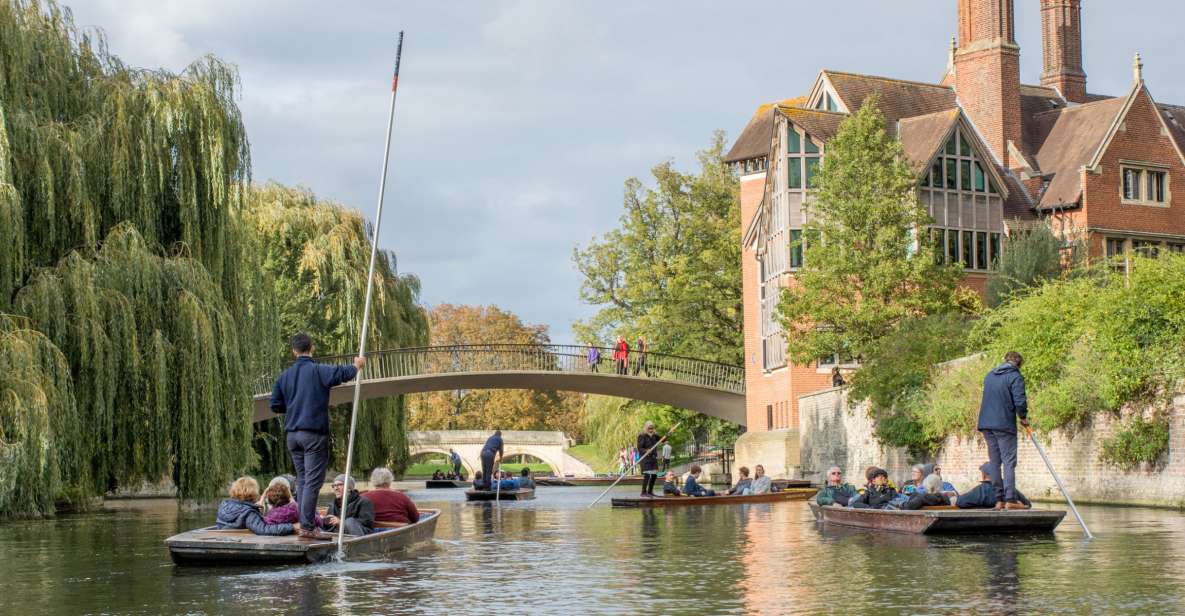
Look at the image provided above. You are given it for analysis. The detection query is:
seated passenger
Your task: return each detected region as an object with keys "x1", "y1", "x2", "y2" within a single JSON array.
[
  {"x1": 262, "y1": 481, "x2": 323, "y2": 528},
  {"x1": 901, "y1": 464, "x2": 926, "y2": 495},
  {"x1": 727, "y1": 467, "x2": 752, "y2": 495},
  {"x1": 432, "y1": 470, "x2": 442, "y2": 480},
  {"x1": 363, "y1": 467, "x2": 419, "y2": 525},
  {"x1": 901, "y1": 474, "x2": 952, "y2": 510},
  {"x1": 257, "y1": 475, "x2": 293, "y2": 509},
  {"x1": 747, "y1": 464, "x2": 772, "y2": 495},
  {"x1": 325, "y1": 474, "x2": 375, "y2": 536},
  {"x1": 683, "y1": 465, "x2": 716, "y2": 497},
  {"x1": 518, "y1": 467, "x2": 536, "y2": 490},
  {"x1": 815, "y1": 466, "x2": 858, "y2": 506},
  {"x1": 918, "y1": 464, "x2": 959, "y2": 499},
  {"x1": 850, "y1": 467, "x2": 898, "y2": 509},
  {"x1": 957, "y1": 462, "x2": 1031, "y2": 509},
  {"x1": 662, "y1": 471, "x2": 682, "y2": 496},
  {"x1": 473, "y1": 471, "x2": 485, "y2": 490},
  {"x1": 216, "y1": 476, "x2": 297, "y2": 536}
]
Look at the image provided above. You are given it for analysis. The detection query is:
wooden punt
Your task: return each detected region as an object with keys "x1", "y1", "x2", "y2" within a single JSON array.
[
  {"x1": 425, "y1": 479, "x2": 471, "y2": 489},
  {"x1": 808, "y1": 502, "x2": 1065, "y2": 534},
  {"x1": 536, "y1": 476, "x2": 643, "y2": 487},
  {"x1": 165, "y1": 509, "x2": 440, "y2": 566},
  {"x1": 464, "y1": 488, "x2": 535, "y2": 501},
  {"x1": 611, "y1": 488, "x2": 816, "y2": 508}
]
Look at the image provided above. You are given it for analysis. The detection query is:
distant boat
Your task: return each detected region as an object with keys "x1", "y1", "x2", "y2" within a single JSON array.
[
  {"x1": 165, "y1": 509, "x2": 440, "y2": 565},
  {"x1": 611, "y1": 488, "x2": 816, "y2": 508},
  {"x1": 426, "y1": 479, "x2": 471, "y2": 489},
  {"x1": 808, "y1": 502, "x2": 1065, "y2": 534},
  {"x1": 536, "y1": 476, "x2": 643, "y2": 487},
  {"x1": 464, "y1": 488, "x2": 535, "y2": 501}
]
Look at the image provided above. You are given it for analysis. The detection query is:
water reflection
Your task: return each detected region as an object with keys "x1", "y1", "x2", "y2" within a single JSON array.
[{"x1": 2, "y1": 490, "x2": 1185, "y2": 614}]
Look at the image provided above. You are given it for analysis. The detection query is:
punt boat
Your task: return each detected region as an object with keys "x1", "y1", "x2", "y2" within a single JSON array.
[
  {"x1": 165, "y1": 509, "x2": 440, "y2": 565},
  {"x1": 808, "y1": 502, "x2": 1065, "y2": 534},
  {"x1": 611, "y1": 488, "x2": 817, "y2": 508},
  {"x1": 536, "y1": 476, "x2": 642, "y2": 487},
  {"x1": 464, "y1": 488, "x2": 535, "y2": 501},
  {"x1": 425, "y1": 479, "x2": 471, "y2": 489}
]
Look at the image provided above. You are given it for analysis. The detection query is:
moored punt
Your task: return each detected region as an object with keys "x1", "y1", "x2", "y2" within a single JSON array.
[
  {"x1": 537, "y1": 476, "x2": 643, "y2": 487},
  {"x1": 772, "y1": 479, "x2": 813, "y2": 490},
  {"x1": 808, "y1": 502, "x2": 1065, "y2": 534},
  {"x1": 464, "y1": 488, "x2": 535, "y2": 501},
  {"x1": 165, "y1": 509, "x2": 440, "y2": 566},
  {"x1": 425, "y1": 479, "x2": 472, "y2": 489},
  {"x1": 611, "y1": 488, "x2": 816, "y2": 508}
]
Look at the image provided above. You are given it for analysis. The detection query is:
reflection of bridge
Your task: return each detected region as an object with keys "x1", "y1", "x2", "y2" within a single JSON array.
[
  {"x1": 251, "y1": 344, "x2": 747, "y2": 425},
  {"x1": 406, "y1": 430, "x2": 594, "y2": 477}
]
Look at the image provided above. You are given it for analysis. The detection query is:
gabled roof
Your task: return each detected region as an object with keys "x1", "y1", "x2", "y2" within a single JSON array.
[
  {"x1": 1031, "y1": 95, "x2": 1129, "y2": 209},
  {"x1": 820, "y1": 70, "x2": 957, "y2": 128},
  {"x1": 776, "y1": 106, "x2": 848, "y2": 142},
  {"x1": 724, "y1": 97, "x2": 806, "y2": 163},
  {"x1": 898, "y1": 109, "x2": 959, "y2": 173}
]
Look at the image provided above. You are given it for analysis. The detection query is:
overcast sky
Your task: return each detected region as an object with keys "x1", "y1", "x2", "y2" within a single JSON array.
[{"x1": 67, "y1": 0, "x2": 1184, "y2": 344}]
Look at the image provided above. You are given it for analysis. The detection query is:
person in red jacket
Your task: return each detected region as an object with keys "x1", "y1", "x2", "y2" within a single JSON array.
[
  {"x1": 362, "y1": 467, "x2": 420, "y2": 525},
  {"x1": 613, "y1": 335, "x2": 630, "y2": 375}
]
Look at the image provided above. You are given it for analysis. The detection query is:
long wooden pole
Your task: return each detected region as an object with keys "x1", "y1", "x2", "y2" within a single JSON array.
[
  {"x1": 587, "y1": 422, "x2": 681, "y2": 508},
  {"x1": 337, "y1": 32, "x2": 405, "y2": 556},
  {"x1": 1026, "y1": 426, "x2": 1094, "y2": 539}
]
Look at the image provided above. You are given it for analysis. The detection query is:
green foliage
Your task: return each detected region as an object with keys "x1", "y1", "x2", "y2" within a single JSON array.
[
  {"x1": 986, "y1": 223, "x2": 1075, "y2": 307},
  {"x1": 572, "y1": 132, "x2": 742, "y2": 443},
  {"x1": 582, "y1": 396, "x2": 711, "y2": 462},
  {"x1": 1100, "y1": 412, "x2": 1170, "y2": 469},
  {"x1": 778, "y1": 96, "x2": 962, "y2": 364}
]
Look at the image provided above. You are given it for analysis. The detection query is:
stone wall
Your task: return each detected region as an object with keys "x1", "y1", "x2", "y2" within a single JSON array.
[{"x1": 796, "y1": 387, "x2": 913, "y2": 485}]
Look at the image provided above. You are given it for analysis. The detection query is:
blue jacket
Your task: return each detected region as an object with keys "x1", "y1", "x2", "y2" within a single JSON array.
[
  {"x1": 684, "y1": 474, "x2": 710, "y2": 496},
  {"x1": 481, "y1": 434, "x2": 504, "y2": 457},
  {"x1": 215, "y1": 499, "x2": 294, "y2": 536},
  {"x1": 956, "y1": 481, "x2": 1031, "y2": 509},
  {"x1": 270, "y1": 357, "x2": 358, "y2": 433},
  {"x1": 977, "y1": 362, "x2": 1028, "y2": 433}
]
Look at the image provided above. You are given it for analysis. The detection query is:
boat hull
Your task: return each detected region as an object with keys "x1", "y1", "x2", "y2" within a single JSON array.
[
  {"x1": 536, "y1": 476, "x2": 643, "y2": 487},
  {"x1": 166, "y1": 509, "x2": 440, "y2": 566},
  {"x1": 611, "y1": 488, "x2": 816, "y2": 508},
  {"x1": 425, "y1": 480, "x2": 471, "y2": 489},
  {"x1": 464, "y1": 488, "x2": 535, "y2": 501},
  {"x1": 808, "y1": 502, "x2": 1065, "y2": 534}
]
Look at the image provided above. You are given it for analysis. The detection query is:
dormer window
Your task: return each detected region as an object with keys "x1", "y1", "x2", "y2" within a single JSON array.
[
  {"x1": 815, "y1": 92, "x2": 838, "y2": 112},
  {"x1": 919, "y1": 127, "x2": 1005, "y2": 272}
]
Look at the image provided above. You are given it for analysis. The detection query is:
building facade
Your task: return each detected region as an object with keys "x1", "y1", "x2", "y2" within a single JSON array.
[{"x1": 728, "y1": 0, "x2": 1185, "y2": 477}]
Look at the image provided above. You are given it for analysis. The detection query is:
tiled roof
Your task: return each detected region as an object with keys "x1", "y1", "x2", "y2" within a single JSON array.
[
  {"x1": 1157, "y1": 103, "x2": 1185, "y2": 161},
  {"x1": 776, "y1": 106, "x2": 848, "y2": 142},
  {"x1": 1032, "y1": 96, "x2": 1129, "y2": 209},
  {"x1": 823, "y1": 70, "x2": 957, "y2": 128},
  {"x1": 724, "y1": 97, "x2": 806, "y2": 163},
  {"x1": 898, "y1": 109, "x2": 959, "y2": 173}
]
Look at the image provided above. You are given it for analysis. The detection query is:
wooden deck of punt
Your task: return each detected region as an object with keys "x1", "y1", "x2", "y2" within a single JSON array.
[
  {"x1": 464, "y1": 488, "x2": 536, "y2": 501},
  {"x1": 536, "y1": 476, "x2": 642, "y2": 487},
  {"x1": 808, "y1": 502, "x2": 1065, "y2": 534},
  {"x1": 425, "y1": 479, "x2": 471, "y2": 489},
  {"x1": 611, "y1": 488, "x2": 816, "y2": 508},
  {"x1": 165, "y1": 509, "x2": 440, "y2": 565}
]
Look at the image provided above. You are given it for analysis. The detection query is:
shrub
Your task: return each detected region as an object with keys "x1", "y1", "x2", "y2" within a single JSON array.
[
  {"x1": 985, "y1": 223, "x2": 1077, "y2": 307},
  {"x1": 1100, "y1": 412, "x2": 1170, "y2": 469}
]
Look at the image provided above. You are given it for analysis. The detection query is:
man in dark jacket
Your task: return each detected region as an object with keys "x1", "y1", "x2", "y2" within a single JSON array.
[
  {"x1": 325, "y1": 474, "x2": 375, "y2": 535},
  {"x1": 636, "y1": 421, "x2": 663, "y2": 497},
  {"x1": 851, "y1": 467, "x2": 898, "y2": 509},
  {"x1": 269, "y1": 332, "x2": 365, "y2": 537},
  {"x1": 958, "y1": 463, "x2": 1031, "y2": 509},
  {"x1": 977, "y1": 351, "x2": 1030, "y2": 510},
  {"x1": 479, "y1": 430, "x2": 504, "y2": 491}
]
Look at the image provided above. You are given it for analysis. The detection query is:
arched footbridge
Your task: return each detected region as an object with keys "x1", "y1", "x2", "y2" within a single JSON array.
[{"x1": 251, "y1": 344, "x2": 746, "y2": 425}]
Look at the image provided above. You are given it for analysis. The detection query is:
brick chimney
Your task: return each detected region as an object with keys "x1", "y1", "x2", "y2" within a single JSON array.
[
  {"x1": 953, "y1": 0, "x2": 1022, "y2": 168},
  {"x1": 1040, "y1": 0, "x2": 1087, "y2": 102}
]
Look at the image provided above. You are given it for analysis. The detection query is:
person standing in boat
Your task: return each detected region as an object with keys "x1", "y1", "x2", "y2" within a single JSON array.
[
  {"x1": 636, "y1": 421, "x2": 664, "y2": 497},
  {"x1": 449, "y1": 448, "x2": 463, "y2": 479},
  {"x1": 479, "y1": 430, "x2": 504, "y2": 491},
  {"x1": 977, "y1": 351, "x2": 1030, "y2": 510},
  {"x1": 269, "y1": 332, "x2": 366, "y2": 539}
]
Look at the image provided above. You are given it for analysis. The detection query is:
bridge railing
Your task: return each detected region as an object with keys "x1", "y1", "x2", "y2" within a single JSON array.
[{"x1": 253, "y1": 343, "x2": 745, "y2": 397}]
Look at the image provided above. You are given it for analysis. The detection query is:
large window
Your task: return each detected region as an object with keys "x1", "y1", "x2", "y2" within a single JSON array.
[
  {"x1": 922, "y1": 128, "x2": 1003, "y2": 271},
  {"x1": 790, "y1": 229, "x2": 803, "y2": 269},
  {"x1": 1121, "y1": 165, "x2": 1169, "y2": 205}
]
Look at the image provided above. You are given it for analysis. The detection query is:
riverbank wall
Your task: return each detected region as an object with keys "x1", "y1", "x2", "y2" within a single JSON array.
[{"x1": 735, "y1": 387, "x2": 1185, "y2": 508}]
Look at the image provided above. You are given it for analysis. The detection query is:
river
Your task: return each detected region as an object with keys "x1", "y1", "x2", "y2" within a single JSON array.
[{"x1": 1, "y1": 485, "x2": 1183, "y2": 615}]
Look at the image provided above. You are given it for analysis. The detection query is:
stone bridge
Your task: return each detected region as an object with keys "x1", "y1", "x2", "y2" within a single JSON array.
[
  {"x1": 406, "y1": 430, "x2": 594, "y2": 477},
  {"x1": 251, "y1": 344, "x2": 747, "y2": 425}
]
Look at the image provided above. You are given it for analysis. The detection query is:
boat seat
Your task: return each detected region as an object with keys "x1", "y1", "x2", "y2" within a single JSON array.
[{"x1": 374, "y1": 521, "x2": 408, "y2": 529}]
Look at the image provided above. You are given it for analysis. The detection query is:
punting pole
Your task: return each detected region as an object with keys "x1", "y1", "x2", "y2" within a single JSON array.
[
  {"x1": 337, "y1": 31, "x2": 405, "y2": 556},
  {"x1": 1026, "y1": 426, "x2": 1094, "y2": 539},
  {"x1": 587, "y1": 422, "x2": 681, "y2": 509},
  {"x1": 494, "y1": 454, "x2": 503, "y2": 504}
]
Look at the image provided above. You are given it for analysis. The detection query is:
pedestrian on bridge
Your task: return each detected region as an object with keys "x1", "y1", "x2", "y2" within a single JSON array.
[
  {"x1": 587, "y1": 344, "x2": 601, "y2": 373},
  {"x1": 269, "y1": 332, "x2": 366, "y2": 539},
  {"x1": 479, "y1": 430, "x2": 504, "y2": 491},
  {"x1": 977, "y1": 351, "x2": 1030, "y2": 510},
  {"x1": 632, "y1": 336, "x2": 649, "y2": 377},
  {"x1": 613, "y1": 336, "x2": 629, "y2": 375}
]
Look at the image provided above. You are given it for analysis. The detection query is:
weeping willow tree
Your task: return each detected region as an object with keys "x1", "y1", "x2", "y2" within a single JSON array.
[{"x1": 240, "y1": 184, "x2": 428, "y2": 477}]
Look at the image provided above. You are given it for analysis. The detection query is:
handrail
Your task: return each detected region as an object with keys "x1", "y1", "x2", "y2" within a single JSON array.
[{"x1": 253, "y1": 343, "x2": 746, "y2": 397}]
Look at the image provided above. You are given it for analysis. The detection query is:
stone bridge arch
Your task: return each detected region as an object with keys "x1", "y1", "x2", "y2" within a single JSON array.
[{"x1": 406, "y1": 430, "x2": 587, "y2": 477}]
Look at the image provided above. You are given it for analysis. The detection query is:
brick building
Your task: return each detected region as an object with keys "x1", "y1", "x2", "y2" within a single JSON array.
[{"x1": 727, "y1": 0, "x2": 1185, "y2": 475}]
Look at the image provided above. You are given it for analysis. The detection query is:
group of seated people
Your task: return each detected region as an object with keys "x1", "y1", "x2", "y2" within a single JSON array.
[
  {"x1": 814, "y1": 462, "x2": 1031, "y2": 510},
  {"x1": 660, "y1": 464, "x2": 775, "y2": 498},
  {"x1": 473, "y1": 467, "x2": 536, "y2": 491},
  {"x1": 430, "y1": 470, "x2": 463, "y2": 480},
  {"x1": 215, "y1": 467, "x2": 421, "y2": 537}
]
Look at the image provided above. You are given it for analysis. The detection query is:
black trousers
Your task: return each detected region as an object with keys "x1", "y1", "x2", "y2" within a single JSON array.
[
  {"x1": 480, "y1": 451, "x2": 496, "y2": 490},
  {"x1": 287, "y1": 430, "x2": 330, "y2": 531},
  {"x1": 640, "y1": 461, "x2": 658, "y2": 495}
]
